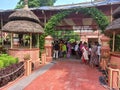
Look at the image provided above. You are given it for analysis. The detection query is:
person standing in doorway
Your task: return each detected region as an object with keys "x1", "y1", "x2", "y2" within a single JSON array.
[
  {"x1": 62, "y1": 42, "x2": 67, "y2": 58},
  {"x1": 75, "y1": 42, "x2": 79, "y2": 59},
  {"x1": 97, "y1": 43, "x2": 101, "y2": 66},
  {"x1": 90, "y1": 42, "x2": 99, "y2": 67},
  {"x1": 53, "y1": 41, "x2": 60, "y2": 59},
  {"x1": 67, "y1": 42, "x2": 71, "y2": 58},
  {"x1": 88, "y1": 42, "x2": 92, "y2": 64}
]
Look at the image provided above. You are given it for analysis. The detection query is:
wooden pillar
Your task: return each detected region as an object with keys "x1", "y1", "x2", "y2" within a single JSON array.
[
  {"x1": 11, "y1": 33, "x2": 13, "y2": 49},
  {"x1": 37, "y1": 34, "x2": 39, "y2": 48},
  {"x1": 112, "y1": 32, "x2": 115, "y2": 52},
  {"x1": 30, "y1": 33, "x2": 32, "y2": 49},
  {"x1": 110, "y1": 3, "x2": 113, "y2": 23}
]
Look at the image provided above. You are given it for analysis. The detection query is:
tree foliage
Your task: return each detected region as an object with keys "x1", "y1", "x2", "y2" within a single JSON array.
[{"x1": 15, "y1": 0, "x2": 56, "y2": 9}]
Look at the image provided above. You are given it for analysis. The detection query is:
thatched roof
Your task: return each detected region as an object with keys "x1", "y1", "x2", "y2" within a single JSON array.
[
  {"x1": 113, "y1": 6, "x2": 120, "y2": 19},
  {"x1": 105, "y1": 18, "x2": 120, "y2": 34},
  {"x1": 2, "y1": 20, "x2": 44, "y2": 34},
  {"x1": 8, "y1": 9, "x2": 40, "y2": 23},
  {"x1": 2, "y1": 9, "x2": 44, "y2": 34}
]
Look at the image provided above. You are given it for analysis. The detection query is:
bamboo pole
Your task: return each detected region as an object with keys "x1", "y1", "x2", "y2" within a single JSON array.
[
  {"x1": 37, "y1": 33, "x2": 39, "y2": 48},
  {"x1": 11, "y1": 33, "x2": 13, "y2": 49},
  {"x1": 30, "y1": 33, "x2": 32, "y2": 49},
  {"x1": 112, "y1": 32, "x2": 115, "y2": 52},
  {"x1": 110, "y1": 3, "x2": 113, "y2": 23}
]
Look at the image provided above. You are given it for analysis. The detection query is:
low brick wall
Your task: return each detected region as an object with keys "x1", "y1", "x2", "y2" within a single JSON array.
[{"x1": 8, "y1": 48, "x2": 40, "y2": 69}]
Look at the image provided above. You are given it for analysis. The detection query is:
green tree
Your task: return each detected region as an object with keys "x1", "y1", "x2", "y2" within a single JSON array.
[{"x1": 15, "y1": 0, "x2": 56, "y2": 9}]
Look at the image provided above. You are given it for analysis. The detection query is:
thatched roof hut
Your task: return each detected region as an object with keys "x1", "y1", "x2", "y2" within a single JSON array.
[
  {"x1": 105, "y1": 18, "x2": 120, "y2": 34},
  {"x1": 105, "y1": 6, "x2": 120, "y2": 52},
  {"x1": 113, "y1": 6, "x2": 120, "y2": 19},
  {"x1": 2, "y1": 9, "x2": 44, "y2": 34},
  {"x1": 105, "y1": 6, "x2": 120, "y2": 34}
]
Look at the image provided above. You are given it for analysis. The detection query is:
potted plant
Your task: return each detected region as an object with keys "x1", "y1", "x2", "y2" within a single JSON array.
[{"x1": 23, "y1": 54, "x2": 30, "y2": 61}]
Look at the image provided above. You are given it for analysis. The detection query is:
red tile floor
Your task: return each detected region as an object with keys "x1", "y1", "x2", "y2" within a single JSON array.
[{"x1": 24, "y1": 60, "x2": 106, "y2": 90}]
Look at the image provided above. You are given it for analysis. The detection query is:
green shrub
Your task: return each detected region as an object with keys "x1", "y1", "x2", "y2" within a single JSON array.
[
  {"x1": 0, "y1": 60, "x2": 4, "y2": 68},
  {"x1": 0, "y1": 55, "x2": 19, "y2": 67},
  {"x1": 0, "y1": 54, "x2": 8, "y2": 57},
  {"x1": 7, "y1": 56, "x2": 18, "y2": 65},
  {"x1": 15, "y1": 58, "x2": 19, "y2": 63},
  {"x1": 4, "y1": 60, "x2": 10, "y2": 67},
  {"x1": 9, "y1": 58, "x2": 17, "y2": 64},
  {"x1": 0, "y1": 57, "x2": 10, "y2": 67}
]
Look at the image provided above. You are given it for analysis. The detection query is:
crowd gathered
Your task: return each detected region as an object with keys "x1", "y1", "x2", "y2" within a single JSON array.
[{"x1": 52, "y1": 39, "x2": 101, "y2": 67}]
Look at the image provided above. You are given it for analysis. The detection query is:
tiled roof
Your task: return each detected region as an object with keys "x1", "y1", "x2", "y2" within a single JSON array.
[{"x1": 0, "y1": 0, "x2": 120, "y2": 12}]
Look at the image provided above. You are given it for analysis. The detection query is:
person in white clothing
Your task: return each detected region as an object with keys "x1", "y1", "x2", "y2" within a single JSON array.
[
  {"x1": 53, "y1": 41, "x2": 60, "y2": 59},
  {"x1": 81, "y1": 42, "x2": 88, "y2": 64},
  {"x1": 97, "y1": 43, "x2": 101, "y2": 64},
  {"x1": 74, "y1": 42, "x2": 79, "y2": 59}
]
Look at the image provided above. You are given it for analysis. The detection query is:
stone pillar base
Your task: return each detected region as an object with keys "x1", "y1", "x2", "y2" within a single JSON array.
[
  {"x1": 46, "y1": 57, "x2": 52, "y2": 62},
  {"x1": 41, "y1": 52, "x2": 46, "y2": 64},
  {"x1": 33, "y1": 58, "x2": 40, "y2": 69},
  {"x1": 100, "y1": 59, "x2": 108, "y2": 70}
]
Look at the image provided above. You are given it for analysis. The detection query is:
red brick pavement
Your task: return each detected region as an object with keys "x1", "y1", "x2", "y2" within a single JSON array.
[{"x1": 24, "y1": 60, "x2": 106, "y2": 90}]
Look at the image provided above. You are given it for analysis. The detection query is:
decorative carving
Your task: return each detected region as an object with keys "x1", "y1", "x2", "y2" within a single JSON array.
[{"x1": 24, "y1": 0, "x2": 28, "y2": 5}]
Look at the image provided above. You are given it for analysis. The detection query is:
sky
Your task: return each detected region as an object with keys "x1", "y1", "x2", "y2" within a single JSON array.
[{"x1": 0, "y1": 0, "x2": 91, "y2": 10}]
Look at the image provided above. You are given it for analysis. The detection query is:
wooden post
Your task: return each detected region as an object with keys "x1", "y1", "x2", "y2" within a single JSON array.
[
  {"x1": 30, "y1": 33, "x2": 32, "y2": 49},
  {"x1": 110, "y1": 3, "x2": 113, "y2": 23},
  {"x1": 112, "y1": 32, "x2": 115, "y2": 52},
  {"x1": 37, "y1": 33, "x2": 39, "y2": 48},
  {"x1": 11, "y1": 33, "x2": 13, "y2": 49},
  {"x1": 24, "y1": 59, "x2": 32, "y2": 76},
  {"x1": 98, "y1": 29, "x2": 100, "y2": 43}
]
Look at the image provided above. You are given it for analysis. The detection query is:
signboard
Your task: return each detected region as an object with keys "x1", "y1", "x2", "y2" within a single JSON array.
[{"x1": 73, "y1": 26, "x2": 92, "y2": 30}]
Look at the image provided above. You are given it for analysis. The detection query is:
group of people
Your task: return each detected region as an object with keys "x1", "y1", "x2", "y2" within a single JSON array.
[
  {"x1": 52, "y1": 39, "x2": 101, "y2": 67},
  {"x1": 80, "y1": 41, "x2": 101, "y2": 67}
]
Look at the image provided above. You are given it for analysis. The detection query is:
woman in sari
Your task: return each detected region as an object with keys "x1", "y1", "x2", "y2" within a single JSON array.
[
  {"x1": 67, "y1": 42, "x2": 71, "y2": 58},
  {"x1": 81, "y1": 42, "x2": 88, "y2": 64},
  {"x1": 90, "y1": 42, "x2": 99, "y2": 67}
]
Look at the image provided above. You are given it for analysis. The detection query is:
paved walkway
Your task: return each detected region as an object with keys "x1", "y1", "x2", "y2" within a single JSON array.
[{"x1": 7, "y1": 59, "x2": 106, "y2": 90}]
